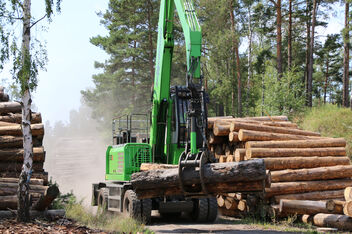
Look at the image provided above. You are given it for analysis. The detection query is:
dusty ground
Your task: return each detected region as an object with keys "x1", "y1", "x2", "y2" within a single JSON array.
[
  {"x1": 147, "y1": 213, "x2": 308, "y2": 234},
  {"x1": 0, "y1": 218, "x2": 106, "y2": 234}
]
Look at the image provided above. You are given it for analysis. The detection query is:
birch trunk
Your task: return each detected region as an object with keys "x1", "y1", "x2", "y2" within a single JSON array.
[{"x1": 17, "y1": 0, "x2": 33, "y2": 222}]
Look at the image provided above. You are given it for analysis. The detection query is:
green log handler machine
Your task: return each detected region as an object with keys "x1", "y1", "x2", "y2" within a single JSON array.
[{"x1": 92, "y1": 0, "x2": 219, "y2": 223}]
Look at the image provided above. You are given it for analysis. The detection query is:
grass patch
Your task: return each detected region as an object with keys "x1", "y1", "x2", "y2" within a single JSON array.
[
  {"x1": 291, "y1": 104, "x2": 352, "y2": 157},
  {"x1": 65, "y1": 203, "x2": 151, "y2": 233},
  {"x1": 232, "y1": 216, "x2": 317, "y2": 233}
]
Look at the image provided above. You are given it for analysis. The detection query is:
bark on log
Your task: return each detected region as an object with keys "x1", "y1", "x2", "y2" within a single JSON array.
[
  {"x1": 132, "y1": 160, "x2": 266, "y2": 190},
  {"x1": 134, "y1": 180, "x2": 265, "y2": 199},
  {"x1": 0, "y1": 172, "x2": 48, "y2": 185},
  {"x1": 332, "y1": 200, "x2": 345, "y2": 214},
  {"x1": 0, "y1": 177, "x2": 44, "y2": 185},
  {"x1": 279, "y1": 199, "x2": 334, "y2": 215},
  {"x1": 225, "y1": 197, "x2": 238, "y2": 210},
  {"x1": 245, "y1": 138, "x2": 346, "y2": 149},
  {"x1": 0, "y1": 162, "x2": 44, "y2": 172},
  {"x1": 228, "y1": 132, "x2": 239, "y2": 143},
  {"x1": 0, "y1": 135, "x2": 42, "y2": 148},
  {"x1": 266, "y1": 179, "x2": 352, "y2": 198},
  {"x1": 243, "y1": 116, "x2": 288, "y2": 121},
  {"x1": 0, "y1": 92, "x2": 9, "y2": 102},
  {"x1": 234, "y1": 149, "x2": 245, "y2": 162},
  {"x1": 0, "y1": 147, "x2": 44, "y2": 162},
  {"x1": 0, "y1": 195, "x2": 17, "y2": 209},
  {"x1": 246, "y1": 147, "x2": 346, "y2": 159},
  {"x1": 218, "y1": 207, "x2": 243, "y2": 217},
  {"x1": 0, "y1": 209, "x2": 65, "y2": 219},
  {"x1": 225, "y1": 145, "x2": 232, "y2": 156},
  {"x1": 0, "y1": 113, "x2": 42, "y2": 124},
  {"x1": 213, "y1": 122, "x2": 231, "y2": 136},
  {"x1": 208, "y1": 116, "x2": 234, "y2": 128},
  {"x1": 238, "y1": 129, "x2": 319, "y2": 141},
  {"x1": 0, "y1": 123, "x2": 44, "y2": 136},
  {"x1": 273, "y1": 190, "x2": 345, "y2": 203},
  {"x1": 261, "y1": 121, "x2": 298, "y2": 128},
  {"x1": 0, "y1": 183, "x2": 47, "y2": 196},
  {"x1": 140, "y1": 163, "x2": 177, "y2": 171},
  {"x1": 231, "y1": 122, "x2": 320, "y2": 136},
  {"x1": 263, "y1": 157, "x2": 350, "y2": 171},
  {"x1": 209, "y1": 132, "x2": 227, "y2": 144},
  {"x1": 345, "y1": 187, "x2": 352, "y2": 201},
  {"x1": 32, "y1": 184, "x2": 60, "y2": 211},
  {"x1": 271, "y1": 165, "x2": 352, "y2": 182},
  {"x1": 313, "y1": 213, "x2": 352, "y2": 231},
  {"x1": 0, "y1": 102, "x2": 21, "y2": 114}
]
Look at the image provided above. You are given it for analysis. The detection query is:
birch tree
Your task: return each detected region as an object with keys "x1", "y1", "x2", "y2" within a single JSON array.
[{"x1": 8, "y1": 0, "x2": 61, "y2": 222}]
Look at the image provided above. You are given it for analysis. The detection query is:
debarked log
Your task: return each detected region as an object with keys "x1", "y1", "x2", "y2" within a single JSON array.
[
  {"x1": 271, "y1": 165, "x2": 352, "y2": 182},
  {"x1": 230, "y1": 122, "x2": 320, "y2": 136},
  {"x1": 266, "y1": 179, "x2": 352, "y2": 198},
  {"x1": 0, "y1": 147, "x2": 44, "y2": 162},
  {"x1": 263, "y1": 157, "x2": 350, "y2": 171},
  {"x1": 245, "y1": 138, "x2": 346, "y2": 149},
  {"x1": 246, "y1": 147, "x2": 346, "y2": 158}
]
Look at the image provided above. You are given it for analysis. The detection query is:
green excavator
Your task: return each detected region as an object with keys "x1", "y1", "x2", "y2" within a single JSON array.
[{"x1": 92, "y1": 0, "x2": 217, "y2": 223}]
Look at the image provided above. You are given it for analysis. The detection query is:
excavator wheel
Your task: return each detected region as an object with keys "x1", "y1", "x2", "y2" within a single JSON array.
[
  {"x1": 97, "y1": 188, "x2": 108, "y2": 214},
  {"x1": 207, "y1": 197, "x2": 218, "y2": 222},
  {"x1": 123, "y1": 190, "x2": 141, "y2": 220},
  {"x1": 191, "y1": 198, "x2": 209, "y2": 222},
  {"x1": 141, "y1": 199, "x2": 152, "y2": 224}
]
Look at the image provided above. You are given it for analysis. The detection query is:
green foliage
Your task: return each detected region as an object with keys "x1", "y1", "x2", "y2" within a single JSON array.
[
  {"x1": 65, "y1": 203, "x2": 150, "y2": 233},
  {"x1": 296, "y1": 104, "x2": 352, "y2": 157},
  {"x1": 259, "y1": 62, "x2": 305, "y2": 116},
  {"x1": 48, "y1": 179, "x2": 77, "y2": 209}
]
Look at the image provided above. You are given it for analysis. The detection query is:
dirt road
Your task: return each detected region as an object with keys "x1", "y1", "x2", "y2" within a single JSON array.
[{"x1": 147, "y1": 215, "x2": 305, "y2": 234}]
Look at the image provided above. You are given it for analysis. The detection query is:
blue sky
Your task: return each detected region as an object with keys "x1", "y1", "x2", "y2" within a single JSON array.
[
  {"x1": 0, "y1": 0, "x2": 109, "y2": 124},
  {"x1": 0, "y1": 1, "x2": 345, "y2": 125}
]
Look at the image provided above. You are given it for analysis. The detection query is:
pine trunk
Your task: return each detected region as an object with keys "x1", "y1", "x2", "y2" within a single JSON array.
[{"x1": 343, "y1": 2, "x2": 350, "y2": 107}]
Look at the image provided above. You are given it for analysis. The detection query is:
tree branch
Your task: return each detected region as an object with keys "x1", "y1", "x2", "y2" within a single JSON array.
[
  {"x1": 30, "y1": 14, "x2": 47, "y2": 29},
  {"x1": 268, "y1": 0, "x2": 278, "y2": 8}
]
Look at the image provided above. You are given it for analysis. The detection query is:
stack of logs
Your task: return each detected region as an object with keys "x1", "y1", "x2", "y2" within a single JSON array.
[
  {"x1": 209, "y1": 115, "x2": 352, "y2": 231},
  {"x1": 0, "y1": 86, "x2": 58, "y2": 211}
]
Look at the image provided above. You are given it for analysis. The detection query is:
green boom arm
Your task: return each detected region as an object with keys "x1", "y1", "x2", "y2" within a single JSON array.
[{"x1": 150, "y1": 0, "x2": 202, "y2": 163}]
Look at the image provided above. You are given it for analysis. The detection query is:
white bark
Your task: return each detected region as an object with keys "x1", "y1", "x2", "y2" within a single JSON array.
[{"x1": 17, "y1": 0, "x2": 33, "y2": 222}]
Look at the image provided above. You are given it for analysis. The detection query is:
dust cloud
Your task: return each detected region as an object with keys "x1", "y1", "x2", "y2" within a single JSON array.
[{"x1": 43, "y1": 104, "x2": 109, "y2": 206}]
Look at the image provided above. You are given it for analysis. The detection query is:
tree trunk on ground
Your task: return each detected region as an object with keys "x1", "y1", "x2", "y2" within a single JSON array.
[
  {"x1": 0, "y1": 102, "x2": 22, "y2": 114},
  {"x1": 231, "y1": 122, "x2": 320, "y2": 136},
  {"x1": 245, "y1": 138, "x2": 346, "y2": 149},
  {"x1": 0, "y1": 124, "x2": 44, "y2": 136},
  {"x1": 131, "y1": 160, "x2": 267, "y2": 199},
  {"x1": 266, "y1": 179, "x2": 352, "y2": 198},
  {"x1": 274, "y1": 189, "x2": 345, "y2": 203},
  {"x1": 0, "y1": 113, "x2": 41, "y2": 124},
  {"x1": 0, "y1": 147, "x2": 44, "y2": 162},
  {"x1": 271, "y1": 165, "x2": 352, "y2": 182},
  {"x1": 246, "y1": 147, "x2": 346, "y2": 159},
  {"x1": 263, "y1": 156, "x2": 350, "y2": 171},
  {"x1": 343, "y1": 1, "x2": 350, "y2": 107},
  {"x1": 279, "y1": 199, "x2": 334, "y2": 215},
  {"x1": 235, "y1": 149, "x2": 246, "y2": 162},
  {"x1": 313, "y1": 213, "x2": 352, "y2": 231},
  {"x1": 238, "y1": 129, "x2": 318, "y2": 142},
  {"x1": 32, "y1": 184, "x2": 59, "y2": 211}
]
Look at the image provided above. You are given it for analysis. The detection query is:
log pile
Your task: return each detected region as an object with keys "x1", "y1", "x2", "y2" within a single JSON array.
[
  {"x1": 208, "y1": 115, "x2": 352, "y2": 230},
  {"x1": 0, "y1": 87, "x2": 56, "y2": 210}
]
